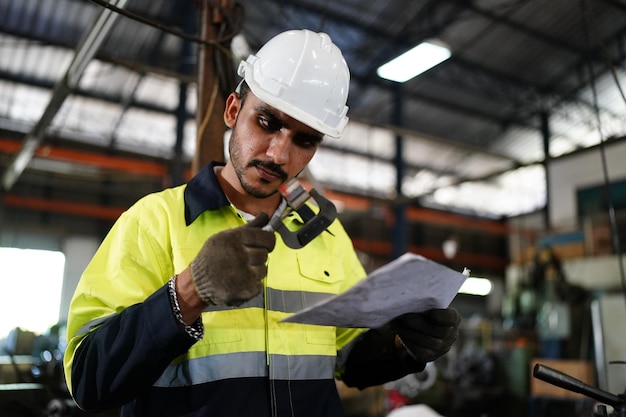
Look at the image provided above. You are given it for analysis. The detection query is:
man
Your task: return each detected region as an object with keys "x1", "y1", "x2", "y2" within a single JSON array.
[{"x1": 64, "y1": 29, "x2": 460, "y2": 417}]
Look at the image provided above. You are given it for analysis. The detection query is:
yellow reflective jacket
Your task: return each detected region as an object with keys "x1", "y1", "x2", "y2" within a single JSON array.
[{"x1": 64, "y1": 163, "x2": 372, "y2": 417}]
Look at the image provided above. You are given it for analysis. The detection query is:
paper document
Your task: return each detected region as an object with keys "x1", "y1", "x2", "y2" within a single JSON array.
[{"x1": 282, "y1": 252, "x2": 467, "y2": 328}]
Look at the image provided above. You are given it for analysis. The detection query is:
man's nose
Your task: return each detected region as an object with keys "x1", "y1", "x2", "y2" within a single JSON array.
[{"x1": 266, "y1": 133, "x2": 291, "y2": 165}]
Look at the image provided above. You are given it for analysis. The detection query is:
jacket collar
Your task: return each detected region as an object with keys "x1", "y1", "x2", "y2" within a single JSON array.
[
  {"x1": 183, "y1": 162, "x2": 325, "y2": 231},
  {"x1": 184, "y1": 162, "x2": 230, "y2": 225}
]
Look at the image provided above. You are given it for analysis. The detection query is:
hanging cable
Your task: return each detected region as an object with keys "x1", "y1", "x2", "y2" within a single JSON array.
[{"x1": 86, "y1": 0, "x2": 244, "y2": 55}]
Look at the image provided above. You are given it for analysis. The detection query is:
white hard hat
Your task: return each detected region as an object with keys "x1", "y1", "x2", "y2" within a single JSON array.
[{"x1": 237, "y1": 29, "x2": 350, "y2": 138}]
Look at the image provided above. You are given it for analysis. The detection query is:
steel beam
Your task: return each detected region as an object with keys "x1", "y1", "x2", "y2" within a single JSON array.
[{"x1": 1, "y1": 0, "x2": 128, "y2": 190}]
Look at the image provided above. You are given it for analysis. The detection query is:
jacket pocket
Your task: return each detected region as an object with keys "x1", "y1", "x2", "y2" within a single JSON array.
[{"x1": 296, "y1": 252, "x2": 340, "y2": 346}]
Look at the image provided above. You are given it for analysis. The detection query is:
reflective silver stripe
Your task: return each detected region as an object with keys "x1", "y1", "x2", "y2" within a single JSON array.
[
  {"x1": 266, "y1": 288, "x2": 333, "y2": 313},
  {"x1": 203, "y1": 293, "x2": 264, "y2": 311},
  {"x1": 269, "y1": 353, "x2": 335, "y2": 380},
  {"x1": 79, "y1": 291, "x2": 332, "y2": 333},
  {"x1": 153, "y1": 352, "x2": 336, "y2": 387},
  {"x1": 203, "y1": 289, "x2": 333, "y2": 313},
  {"x1": 73, "y1": 314, "x2": 116, "y2": 338}
]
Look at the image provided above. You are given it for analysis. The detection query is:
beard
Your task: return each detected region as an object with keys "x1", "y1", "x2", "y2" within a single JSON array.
[{"x1": 229, "y1": 128, "x2": 287, "y2": 199}]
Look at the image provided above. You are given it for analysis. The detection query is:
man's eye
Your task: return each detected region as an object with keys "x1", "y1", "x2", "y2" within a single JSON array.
[
  {"x1": 258, "y1": 116, "x2": 269, "y2": 129},
  {"x1": 259, "y1": 116, "x2": 280, "y2": 131},
  {"x1": 294, "y1": 136, "x2": 319, "y2": 149}
]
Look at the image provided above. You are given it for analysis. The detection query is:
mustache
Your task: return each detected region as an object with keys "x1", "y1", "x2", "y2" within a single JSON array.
[{"x1": 250, "y1": 159, "x2": 288, "y2": 181}]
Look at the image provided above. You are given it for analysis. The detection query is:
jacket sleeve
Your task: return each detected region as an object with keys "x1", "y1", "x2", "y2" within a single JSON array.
[
  {"x1": 63, "y1": 196, "x2": 195, "y2": 412},
  {"x1": 68, "y1": 285, "x2": 196, "y2": 411},
  {"x1": 339, "y1": 325, "x2": 426, "y2": 389}
]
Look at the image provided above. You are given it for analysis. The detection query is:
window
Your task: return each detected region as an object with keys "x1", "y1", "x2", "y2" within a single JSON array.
[{"x1": 0, "y1": 247, "x2": 66, "y2": 339}]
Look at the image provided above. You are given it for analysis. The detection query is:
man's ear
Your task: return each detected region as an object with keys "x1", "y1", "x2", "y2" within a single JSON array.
[{"x1": 224, "y1": 93, "x2": 241, "y2": 128}]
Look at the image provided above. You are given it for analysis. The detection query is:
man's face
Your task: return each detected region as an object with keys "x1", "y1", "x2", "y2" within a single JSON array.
[{"x1": 224, "y1": 92, "x2": 323, "y2": 199}]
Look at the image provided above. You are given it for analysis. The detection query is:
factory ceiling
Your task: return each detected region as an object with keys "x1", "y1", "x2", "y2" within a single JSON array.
[{"x1": 0, "y1": 0, "x2": 625, "y2": 223}]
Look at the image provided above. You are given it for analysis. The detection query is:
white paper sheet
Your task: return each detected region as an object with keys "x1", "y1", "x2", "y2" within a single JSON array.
[{"x1": 282, "y1": 252, "x2": 467, "y2": 328}]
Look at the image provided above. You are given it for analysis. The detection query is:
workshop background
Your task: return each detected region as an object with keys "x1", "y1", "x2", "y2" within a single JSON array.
[{"x1": 1, "y1": 0, "x2": 626, "y2": 416}]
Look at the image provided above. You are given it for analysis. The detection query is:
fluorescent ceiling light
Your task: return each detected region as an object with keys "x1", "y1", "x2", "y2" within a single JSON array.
[
  {"x1": 377, "y1": 40, "x2": 451, "y2": 83},
  {"x1": 459, "y1": 276, "x2": 492, "y2": 296}
]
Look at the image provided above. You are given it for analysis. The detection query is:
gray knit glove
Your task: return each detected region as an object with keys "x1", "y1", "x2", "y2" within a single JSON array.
[{"x1": 190, "y1": 212, "x2": 276, "y2": 306}]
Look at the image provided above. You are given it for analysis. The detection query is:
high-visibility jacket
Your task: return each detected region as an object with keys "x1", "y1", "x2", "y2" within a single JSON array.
[{"x1": 64, "y1": 163, "x2": 377, "y2": 417}]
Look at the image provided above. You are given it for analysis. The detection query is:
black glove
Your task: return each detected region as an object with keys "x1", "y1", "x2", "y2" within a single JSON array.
[
  {"x1": 190, "y1": 212, "x2": 276, "y2": 306},
  {"x1": 391, "y1": 307, "x2": 461, "y2": 363}
]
